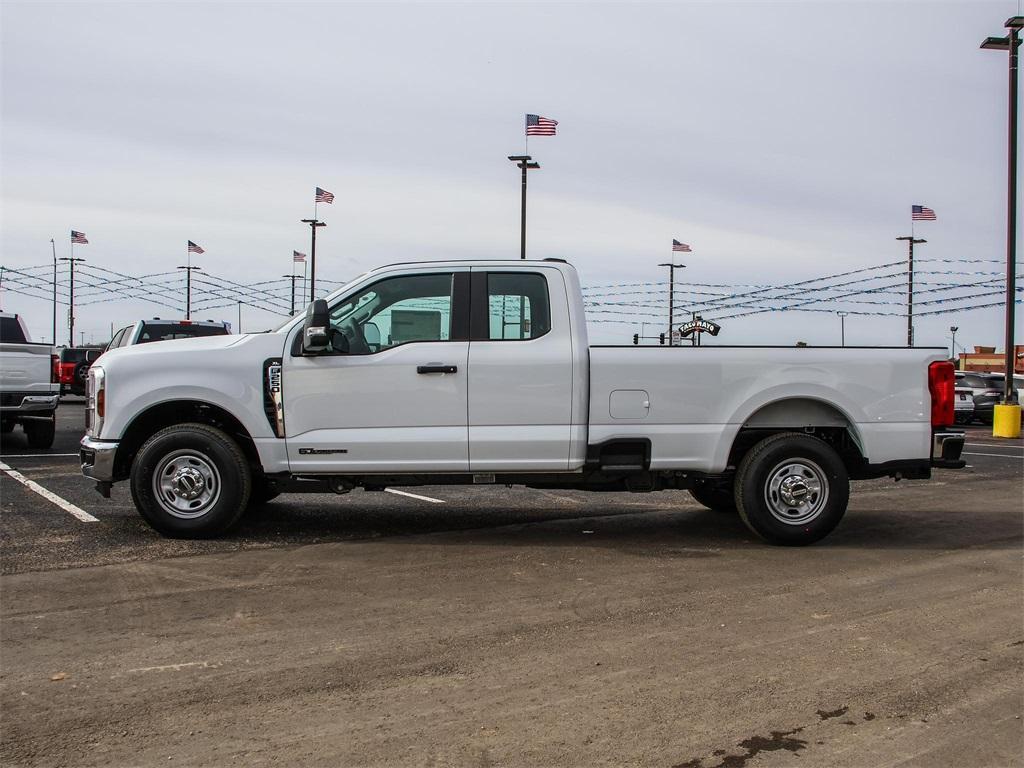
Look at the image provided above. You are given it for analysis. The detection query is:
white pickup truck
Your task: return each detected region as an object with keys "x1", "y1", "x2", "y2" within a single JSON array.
[
  {"x1": 80, "y1": 259, "x2": 965, "y2": 545},
  {"x1": 1, "y1": 312, "x2": 59, "y2": 448}
]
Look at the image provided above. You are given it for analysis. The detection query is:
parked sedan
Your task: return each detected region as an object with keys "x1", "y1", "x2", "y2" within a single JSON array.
[{"x1": 969, "y1": 374, "x2": 1019, "y2": 426}]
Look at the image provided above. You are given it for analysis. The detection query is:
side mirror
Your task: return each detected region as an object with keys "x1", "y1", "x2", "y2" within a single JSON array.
[{"x1": 301, "y1": 299, "x2": 331, "y2": 354}]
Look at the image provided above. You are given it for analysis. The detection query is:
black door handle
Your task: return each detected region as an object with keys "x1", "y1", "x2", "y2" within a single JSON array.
[{"x1": 417, "y1": 365, "x2": 458, "y2": 374}]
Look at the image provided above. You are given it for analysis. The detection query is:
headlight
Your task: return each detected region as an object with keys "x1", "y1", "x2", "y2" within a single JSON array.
[{"x1": 86, "y1": 366, "x2": 105, "y2": 437}]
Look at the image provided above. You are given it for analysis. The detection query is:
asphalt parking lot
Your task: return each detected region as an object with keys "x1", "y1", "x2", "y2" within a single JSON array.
[{"x1": 1, "y1": 401, "x2": 1021, "y2": 767}]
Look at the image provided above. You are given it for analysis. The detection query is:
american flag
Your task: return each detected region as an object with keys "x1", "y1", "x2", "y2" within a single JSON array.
[
  {"x1": 526, "y1": 114, "x2": 558, "y2": 136},
  {"x1": 315, "y1": 187, "x2": 335, "y2": 204},
  {"x1": 71, "y1": 230, "x2": 88, "y2": 244},
  {"x1": 293, "y1": 251, "x2": 306, "y2": 263},
  {"x1": 672, "y1": 239, "x2": 692, "y2": 252},
  {"x1": 912, "y1": 205, "x2": 936, "y2": 221},
  {"x1": 188, "y1": 240, "x2": 205, "y2": 254}
]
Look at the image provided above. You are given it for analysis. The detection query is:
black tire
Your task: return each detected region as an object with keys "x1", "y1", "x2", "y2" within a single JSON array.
[
  {"x1": 735, "y1": 432, "x2": 850, "y2": 546},
  {"x1": 74, "y1": 361, "x2": 89, "y2": 386},
  {"x1": 689, "y1": 481, "x2": 737, "y2": 513},
  {"x1": 24, "y1": 416, "x2": 56, "y2": 449},
  {"x1": 130, "y1": 423, "x2": 251, "y2": 538}
]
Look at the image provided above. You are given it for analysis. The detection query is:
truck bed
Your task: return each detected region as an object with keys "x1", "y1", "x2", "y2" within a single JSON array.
[{"x1": 587, "y1": 345, "x2": 947, "y2": 472}]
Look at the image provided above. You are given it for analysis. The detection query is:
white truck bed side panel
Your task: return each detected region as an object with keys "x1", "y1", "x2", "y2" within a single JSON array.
[{"x1": 589, "y1": 346, "x2": 943, "y2": 472}]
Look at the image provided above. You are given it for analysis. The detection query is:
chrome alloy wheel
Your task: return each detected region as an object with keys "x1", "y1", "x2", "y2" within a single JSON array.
[
  {"x1": 764, "y1": 458, "x2": 829, "y2": 526},
  {"x1": 152, "y1": 449, "x2": 222, "y2": 519}
]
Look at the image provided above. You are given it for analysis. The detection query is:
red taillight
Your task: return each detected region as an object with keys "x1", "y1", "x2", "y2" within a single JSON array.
[
  {"x1": 929, "y1": 360, "x2": 955, "y2": 428},
  {"x1": 59, "y1": 362, "x2": 76, "y2": 384},
  {"x1": 96, "y1": 388, "x2": 105, "y2": 418},
  {"x1": 51, "y1": 355, "x2": 60, "y2": 384}
]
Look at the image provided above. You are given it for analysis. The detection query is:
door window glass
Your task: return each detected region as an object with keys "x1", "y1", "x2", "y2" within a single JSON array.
[
  {"x1": 486, "y1": 273, "x2": 550, "y2": 340},
  {"x1": 329, "y1": 273, "x2": 454, "y2": 354}
]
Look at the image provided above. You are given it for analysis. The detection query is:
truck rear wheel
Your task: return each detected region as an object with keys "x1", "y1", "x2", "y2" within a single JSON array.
[
  {"x1": 735, "y1": 433, "x2": 849, "y2": 546},
  {"x1": 130, "y1": 423, "x2": 251, "y2": 538},
  {"x1": 24, "y1": 416, "x2": 56, "y2": 449},
  {"x1": 688, "y1": 481, "x2": 737, "y2": 513}
]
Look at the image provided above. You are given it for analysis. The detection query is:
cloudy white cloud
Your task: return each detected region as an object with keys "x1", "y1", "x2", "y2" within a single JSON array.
[{"x1": 1, "y1": 0, "x2": 1019, "y2": 349}]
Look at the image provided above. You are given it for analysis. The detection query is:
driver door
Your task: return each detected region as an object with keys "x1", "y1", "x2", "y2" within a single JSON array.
[{"x1": 283, "y1": 269, "x2": 470, "y2": 473}]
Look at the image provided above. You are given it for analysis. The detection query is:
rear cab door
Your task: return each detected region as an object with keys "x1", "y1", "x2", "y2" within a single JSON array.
[{"x1": 467, "y1": 265, "x2": 582, "y2": 471}]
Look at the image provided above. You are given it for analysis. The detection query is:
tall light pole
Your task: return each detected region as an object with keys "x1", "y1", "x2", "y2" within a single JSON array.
[
  {"x1": 283, "y1": 274, "x2": 298, "y2": 316},
  {"x1": 508, "y1": 155, "x2": 540, "y2": 259},
  {"x1": 896, "y1": 236, "x2": 926, "y2": 346},
  {"x1": 658, "y1": 262, "x2": 686, "y2": 345},
  {"x1": 50, "y1": 239, "x2": 57, "y2": 344},
  {"x1": 301, "y1": 218, "x2": 326, "y2": 301},
  {"x1": 950, "y1": 325, "x2": 959, "y2": 363},
  {"x1": 177, "y1": 265, "x2": 201, "y2": 319},
  {"x1": 837, "y1": 311, "x2": 849, "y2": 347},
  {"x1": 59, "y1": 256, "x2": 85, "y2": 347},
  {"x1": 981, "y1": 16, "x2": 1022, "y2": 408}
]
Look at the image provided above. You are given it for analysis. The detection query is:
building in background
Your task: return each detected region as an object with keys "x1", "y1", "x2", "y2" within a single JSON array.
[{"x1": 958, "y1": 345, "x2": 1024, "y2": 375}]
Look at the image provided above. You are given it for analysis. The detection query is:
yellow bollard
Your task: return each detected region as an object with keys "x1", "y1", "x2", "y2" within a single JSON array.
[{"x1": 992, "y1": 404, "x2": 1022, "y2": 439}]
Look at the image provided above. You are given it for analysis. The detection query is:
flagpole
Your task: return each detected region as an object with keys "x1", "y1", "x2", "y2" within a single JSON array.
[{"x1": 51, "y1": 238, "x2": 57, "y2": 345}]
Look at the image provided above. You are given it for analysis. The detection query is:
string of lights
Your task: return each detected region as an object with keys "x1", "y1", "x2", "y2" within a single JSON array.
[{"x1": 1, "y1": 257, "x2": 1019, "y2": 332}]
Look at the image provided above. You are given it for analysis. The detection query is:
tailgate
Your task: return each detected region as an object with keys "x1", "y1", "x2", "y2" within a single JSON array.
[{"x1": 0, "y1": 343, "x2": 58, "y2": 395}]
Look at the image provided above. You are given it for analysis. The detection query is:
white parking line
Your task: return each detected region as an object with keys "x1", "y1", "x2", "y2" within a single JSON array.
[
  {"x1": 963, "y1": 451, "x2": 1024, "y2": 459},
  {"x1": 384, "y1": 488, "x2": 446, "y2": 504},
  {"x1": 0, "y1": 461, "x2": 99, "y2": 523},
  {"x1": 964, "y1": 443, "x2": 1022, "y2": 451}
]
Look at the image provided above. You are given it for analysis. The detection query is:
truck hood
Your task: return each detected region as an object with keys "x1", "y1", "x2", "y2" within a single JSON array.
[{"x1": 99, "y1": 332, "x2": 279, "y2": 364}]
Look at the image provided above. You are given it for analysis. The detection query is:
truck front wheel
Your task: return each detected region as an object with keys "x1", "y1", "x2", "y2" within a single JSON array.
[
  {"x1": 734, "y1": 433, "x2": 849, "y2": 546},
  {"x1": 130, "y1": 423, "x2": 252, "y2": 538}
]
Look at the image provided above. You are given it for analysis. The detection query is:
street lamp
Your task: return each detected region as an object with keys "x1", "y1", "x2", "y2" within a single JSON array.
[
  {"x1": 508, "y1": 155, "x2": 540, "y2": 259},
  {"x1": 980, "y1": 16, "x2": 1022, "y2": 413},
  {"x1": 950, "y1": 325, "x2": 959, "y2": 363},
  {"x1": 837, "y1": 311, "x2": 849, "y2": 347},
  {"x1": 658, "y1": 262, "x2": 686, "y2": 346}
]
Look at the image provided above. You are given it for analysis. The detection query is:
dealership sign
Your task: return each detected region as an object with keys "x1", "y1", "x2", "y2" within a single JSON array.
[{"x1": 680, "y1": 317, "x2": 721, "y2": 337}]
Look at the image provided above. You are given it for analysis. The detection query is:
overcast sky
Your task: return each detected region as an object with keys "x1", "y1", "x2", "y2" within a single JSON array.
[{"x1": 1, "y1": 0, "x2": 1021, "y2": 349}]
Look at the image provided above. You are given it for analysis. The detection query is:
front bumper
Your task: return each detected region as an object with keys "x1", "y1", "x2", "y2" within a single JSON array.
[
  {"x1": 0, "y1": 393, "x2": 59, "y2": 414},
  {"x1": 80, "y1": 435, "x2": 119, "y2": 483},
  {"x1": 931, "y1": 430, "x2": 966, "y2": 469}
]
